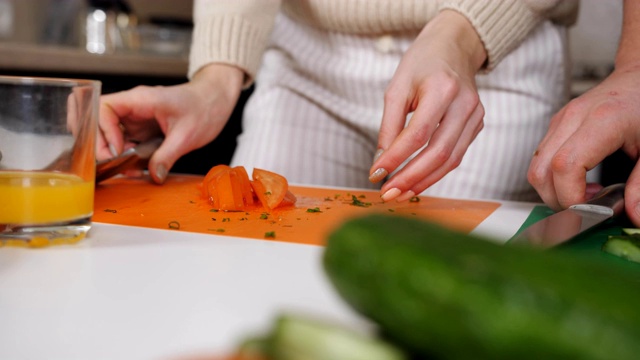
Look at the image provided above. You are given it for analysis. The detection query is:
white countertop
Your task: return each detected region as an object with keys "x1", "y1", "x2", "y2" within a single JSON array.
[{"x1": 0, "y1": 200, "x2": 535, "y2": 360}]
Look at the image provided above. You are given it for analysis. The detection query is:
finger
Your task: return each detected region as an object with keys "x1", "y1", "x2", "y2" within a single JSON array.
[
  {"x1": 99, "y1": 87, "x2": 160, "y2": 152},
  {"x1": 382, "y1": 99, "x2": 483, "y2": 196},
  {"x1": 147, "y1": 132, "x2": 191, "y2": 184},
  {"x1": 99, "y1": 100, "x2": 127, "y2": 157},
  {"x1": 409, "y1": 110, "x2": 484, "y2": 196},
  {"x1": 625, "y1": 162, "x2": 640, "y2": 227},
  {"x1": 528, "y1": 106, "x2": 578, "y2": 210},
  {"x1": 376, "y1": 82, "x2": 412, "y2": 153},
  {"x1": 371, "y1": 81, "x2": 456, "y2": 181},
  {"x1": 551, "y1": 117, "x2": 624, "y2": 208},
  {"x1": 406, "y1": 103, "x2": 483, "y2": 195},
  {"x1": 96, "y1": 128, "x2": 113, "y2": 161}
]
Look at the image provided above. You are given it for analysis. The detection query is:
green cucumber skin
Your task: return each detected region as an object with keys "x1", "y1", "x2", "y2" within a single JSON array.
[{"x1": 323, "y1": 214, "x2": 640, "y2": 360}]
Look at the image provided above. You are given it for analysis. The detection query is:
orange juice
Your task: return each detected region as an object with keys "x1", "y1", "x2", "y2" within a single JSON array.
[{"x1": 0, "y1": 171, "x2": 94, "y2": 225}]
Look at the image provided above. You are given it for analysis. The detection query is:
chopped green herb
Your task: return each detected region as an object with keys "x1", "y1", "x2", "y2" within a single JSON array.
[
  {"x1": 260, "y1": 213, "x2": 270, "y2": 220},
  {"x1": 358, "y1": 194, "x2": 366, "y2": 198},
  {"x1": 306, "y1": 207, "x2": 322, "y2": 213},
  {"x1": 222, "y1": 218, "x2": 231, "y2": 222},
  {"x1": 210, "y1": 209, "x2": 219, "y2": 212},
  {"x1": 350, "y1": 195, "x2": 372, "y2": 207},
  {"x1": 104, "y1": 209, "x2": 117, "y2": 213},
  {"x1": 409, "y1": 196, "x2": 420, "y2": 203},
  {"x1": 388, "y1": 209, "x2": 395, "y2": 212},
  {"x1": 324, "y1": 197, "x2": 333, "y2": 201},
  {"x1": 265, "y1": 191, "x2": 272, "y2": 196},
  {"x1": 168, "y1": 221, "x2": 180, "y2": 230},
  {"x1": 265, "y1": 231, "x2": 276, "y2": 238}
]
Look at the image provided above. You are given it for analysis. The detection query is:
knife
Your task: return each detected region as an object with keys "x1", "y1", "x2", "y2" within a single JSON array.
[
  {"x1": 508, "y1": 183, "x2": 626, "y2": 248},
  {"x1": 95, "y1": 137, "x2": 162, "y2": 183}
]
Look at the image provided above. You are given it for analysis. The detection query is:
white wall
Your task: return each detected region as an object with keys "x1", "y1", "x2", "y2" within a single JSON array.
[{"x1": 569, "y1": 0, "x2": 623, "y2": 78}]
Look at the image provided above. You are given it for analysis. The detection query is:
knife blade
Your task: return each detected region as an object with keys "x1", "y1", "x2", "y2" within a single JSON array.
[
  {"x1": 95, "y1": 137, "x2": 162, "y2": 183},
  {"x1": 508, "y1": 183, "x2": 626, "y2": 248}
]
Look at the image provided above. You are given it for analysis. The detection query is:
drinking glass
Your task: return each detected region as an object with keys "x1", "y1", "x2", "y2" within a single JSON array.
[{"x1": 0, "y1": 76, "x2": 101, "y2": 247}]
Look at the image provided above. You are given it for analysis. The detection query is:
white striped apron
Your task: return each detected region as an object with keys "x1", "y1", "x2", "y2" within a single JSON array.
[{"x1": 230, "y1": 12, "x2": 569, "y2": 201}]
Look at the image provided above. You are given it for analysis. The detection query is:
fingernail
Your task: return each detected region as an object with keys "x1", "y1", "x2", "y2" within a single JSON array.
[
  {"x1": 381, "y1": 188, "x2": 402, "y2": 202},
  {"x1": 373, "y1": 148, "x2": 384, "y2": 162},
  {"x1": 369, "y1": 168, "x2": 388, "y2": 183},
  {"x1": 395, "y1": 190, "x2": 416, "y2": 202},
  {"x1": 108, "y1": 144, "x2": 118, "y2": 157},
  {"x1": 155, "y1": 164, "x2": 167, "y2": 183}
]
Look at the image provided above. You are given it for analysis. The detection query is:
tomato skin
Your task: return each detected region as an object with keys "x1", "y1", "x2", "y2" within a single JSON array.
[
  {"x1": 216, "y1": 170, "x2": 245, "y2": 211},
  {"x1": 231, "y1": 166, "x2": 254, "y2": 206},
  {"x1": 201, "y1": 165, "x2": 295, "y2": 210},
  {"x1": 251, "y1": 168, "x2": 288, "y2": 210},
  {"x1": 202, "y1": 164, "x2": 231, "y2": 208}
]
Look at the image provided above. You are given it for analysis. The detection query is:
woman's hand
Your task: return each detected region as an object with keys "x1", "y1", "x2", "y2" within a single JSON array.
[
  {"x1": 369, "y1": 10, "x2": 487, "y2": 202},
  {"x1": 98, "y1": 64, "x2": 244, "y2": 183}
]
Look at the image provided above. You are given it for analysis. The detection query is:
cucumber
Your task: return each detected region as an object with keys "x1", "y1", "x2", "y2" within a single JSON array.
[
  {"x1": 236, "y1": 314, "x2": 407, "y2": 360},
  {"x1": 602, "y1": 234, "x2": 640, "y2": 263},
  {"x1": 268, "y1": 314, "x2": 406, "y2": 360},
  {"x1": 323, "y1": 214, "x2": 640, "y2": 360},
  {"x1": 622, "y1": 228, "x2": 640, "y2": 235}
]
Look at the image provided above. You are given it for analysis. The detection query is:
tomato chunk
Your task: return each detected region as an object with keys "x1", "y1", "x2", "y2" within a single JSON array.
[
  {"x1": 251, "y1": 168, "x2": 289, "y2": 210},
  {"x1": 231, "y1": 166, "x2": 254, "y2": 206},
  {"x1": 201, "y1": 165, "x2": 295, "y2": 210}
]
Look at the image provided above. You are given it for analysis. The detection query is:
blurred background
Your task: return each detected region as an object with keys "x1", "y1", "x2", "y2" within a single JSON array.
[{"x1": 0, "y1": 0, "x2": 627, "y2": 182}]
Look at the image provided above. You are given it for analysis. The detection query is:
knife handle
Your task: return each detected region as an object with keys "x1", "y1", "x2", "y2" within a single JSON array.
[{"x1": 570, "y1": 183, "x2": 625, "y2": 216}]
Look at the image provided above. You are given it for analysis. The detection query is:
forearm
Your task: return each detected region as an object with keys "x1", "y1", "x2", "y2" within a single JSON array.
[{"x1": 616, "y1": 0, "x2": 640, "y2": 68}]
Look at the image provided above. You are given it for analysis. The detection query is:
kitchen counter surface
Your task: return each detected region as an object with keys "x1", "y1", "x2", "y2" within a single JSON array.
[
  {"x1": 0, "y1": 177, "x2": 539, "y2": 360},
  {"x1": 0, "y1": 41, "x2": 188, "y2": 77}
]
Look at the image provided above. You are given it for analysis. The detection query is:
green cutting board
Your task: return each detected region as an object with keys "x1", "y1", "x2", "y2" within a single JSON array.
[{"x1": 512, "y1": 205, "x2": 640, "y2": 271}]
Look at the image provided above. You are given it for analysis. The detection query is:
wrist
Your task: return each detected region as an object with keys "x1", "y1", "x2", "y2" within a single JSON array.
[
  {"x1": 423, "y1": 10, "x2": 487, "y2": 72},
  {"x1": 190, "y1": 63, "x2": 244, "y2": 98}
]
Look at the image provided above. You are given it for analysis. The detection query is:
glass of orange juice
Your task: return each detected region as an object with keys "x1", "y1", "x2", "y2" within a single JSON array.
[{"x1": 0, "y1": 76, "x2": 101, "y2": 247}]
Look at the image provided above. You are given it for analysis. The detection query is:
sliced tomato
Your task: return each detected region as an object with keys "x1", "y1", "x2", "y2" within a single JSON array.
[
  {"x1": 230, "y1": 166, "x2": 254, "y2": 206},
  {"x1": 216, "y1": 170, "x2": 245, "y2": 211},
  {"x1": 251, "y1": 168, "x2": 289, "y2": 210},
  {"x1": 201, "y1": 164, "x2": 231, "y2": 203},
  {"x1": 202, "y1": 165, "x2": 295, "y2": 211},
  {"x1": 280, "y1": 190, "x2": 297, "y2": 208}
]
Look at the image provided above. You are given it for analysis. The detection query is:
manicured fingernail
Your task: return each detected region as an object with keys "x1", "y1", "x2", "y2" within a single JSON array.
[
  {"x1": 155, "y1": 164, "x2": 167, "y2": 183},
  {"x1": 381, "y1": 188, "x2": 402, "y2": 202},
  {"x1": 369, "y1": 168, "x2": 388, "y2": 183},
  {"x1": 373, "y1": 148, "x2": 384, "y2": 162},
  {"x1": 108, "y1": 144, "x2": 118, "y2": 157},
  {"x1": 395, "y1": 190, "x2": 416, "y2": 202}
]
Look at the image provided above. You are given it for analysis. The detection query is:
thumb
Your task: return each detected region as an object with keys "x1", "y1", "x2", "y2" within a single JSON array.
[
  {"x1": 624, "y1": 162, "x2": 640, "y2": 227},
  {"x1": 147, "y1": 135, "x2": 189, "y2": 184}
]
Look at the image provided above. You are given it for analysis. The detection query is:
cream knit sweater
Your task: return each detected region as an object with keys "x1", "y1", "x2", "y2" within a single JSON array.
[{"x1": 189, "y1": 0, "x2": 579, "y2": 85}]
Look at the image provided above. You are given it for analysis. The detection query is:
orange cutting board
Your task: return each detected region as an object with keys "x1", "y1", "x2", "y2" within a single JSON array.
[{"x1": 93, "y1": 174, "x2": 501, "y2": 246}]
